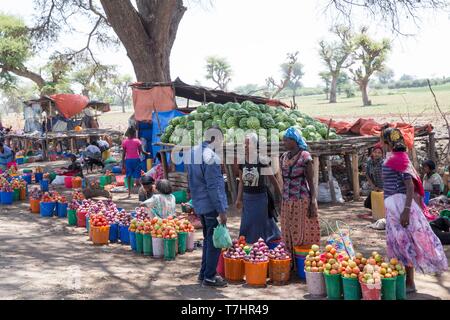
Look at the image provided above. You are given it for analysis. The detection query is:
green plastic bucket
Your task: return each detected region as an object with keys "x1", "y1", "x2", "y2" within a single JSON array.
[
  {"x1": 178, "y1": 232, "x2": 188, "y2": 255},
  {"x1": 23, "y1": 169, "x2": 32, "y2": 174},
  {"x1": 13, "y1": 189, "x2": 20, "y2": 201},
  {"x1": 68, "y1": 209, "x2": 77, "y2": 226},
  {"x1": 172, "y1": 190, "x2": 187, "y2": 204},
  {"x1": 381, "y1": 277, "x2": 397, "y2": 300},
  {"x1": 440, "y1": 209, "x2": 450, "y2": 219},
  {"x1": 143, "y1": 234, "x2": 153, "y2": 256},
  {"x1": 136, "y1": 232, "x2": 144, "y2": 254},
  {"x1": 396, "y1": 274, "x2": 407, "y2": 300},
  {"x1": 99, "y1": 176, "x2": 109, "y2": 189},
  {"x1": 164, "y1": 238, "x2": 177, "y2": 261},
  {"x1": 49, "y1": 172, "x2": 57, "y2": 182},
  {"x1": 342, "y1": 277, "x2": 362, "y2": 300},
  {"x1": 324, "y1": 273, "x2": 343, "y2": 300}
]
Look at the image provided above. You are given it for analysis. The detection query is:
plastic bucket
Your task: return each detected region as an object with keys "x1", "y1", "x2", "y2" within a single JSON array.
[
  {"x1": 381, "y1": 277, "x2": 397, "y2": 300},
  {"x1": 22, "y1": 175, "x2": 32, "y2": 185},
  {"x1": 324, "y1": 273, "x2": 343, "y2": 300},
  {"x1": 360, "y1": 281, "x2": 381, "y2": 300},
  {"x1": 35, "y1": 172, "x2": 43, "y2": 183},
  {"x1": 68, "y1": 209, "x2": 77, "y2": 225},
  {"x1": 76, "y1": 211, "x2": 87, "y2": 228},
  {"x1": 396, "y1": 274, "x2": 407, "y2": 300},
  {"x1": 342, "y1": 277, "x2": 362, "y2": 300},
  {"x1": 64, "y1": 176, "x2": 73, "y2": 188},
  {"x1": 172, "y1": 190, "x2": 187, "y2": 204},
  {"x1": 217, "y1": 251, "x2": 225, "y2": 277},
  {"x1": 109, "y1": 223, "x2": 119, "y2": 243},
  {"x1": 1, "y1": 192, "x2": 13, "y2": 205},
  {"x1": 99, "y1": 176, "x2": 109, "y2": 189},
  {"x1": 152, "y1": 237, "x2": 164, "y2": 258},
  {"x1": 306, "y1": 271, "x2": 327, "y2": 297},
  {"x1": 129, "y1": 231, "x2": 137, "y2": 251},
  {"x1": 20, "y1": 188, "x2": 26, "y2": 201},
  {"x1": 244, "y1": 261, "x2": 269, "y2": 287},
  {"x1": 40, "y1": 180, "x2": 49, "y2": 192},
  {"x1": 295, "y1": 255, "x2": 306, "y2": 279},
  {"x1": 424, "y1": 191, "x2": 431, "y2": 205},
  {"x1": 143, "y1": 234, "x2": 153, "y2": 256},
  {"x1": 186, "y1": 232, "x2": 195, "y2": 252},
  {"x1": 40, "y1": 202, "x2": 56, "y2": 217},
  {"x1": 91, "y1": 225, "x2": 110, "y2": 245},
  {"x1": 269, "y1": 258, "x2": 291, "y2": 285},
  {"x1": 119, "y1": 225, "x2": 130, "y2": 244},
  {"x1": 17, "y1": 157, "x2": 24, "y2": 165},
  {"x1": 164, "y1": 238, "x2": 177, "y2": 261},
  {"x1": 57, "y1": 203, "x2": 68, "y2": 218},
  {"x1": 112, "y1": 166, "x2": 122, "y2": 174},
  {"x1": 12, "y1": 189, "x2": 20, "y2": 201},
  {"x1": 72, "y1": 178, "x2": 82, "y2": 189},
  {"x1": 136, "y1": 232, "x2": 144, "y2": 254},
  {"x1": 49, "y1": 172, "x2": 57, "y2": 182},
  {"x1": 86, "y1": 216, "x2": 90, "y2": 234},
  {"x1": 178, "y1": 232, "x2": 188, "y2": 255},
  {"x1": 224, "y1": 257, "x2": 245, "y2": 283}
]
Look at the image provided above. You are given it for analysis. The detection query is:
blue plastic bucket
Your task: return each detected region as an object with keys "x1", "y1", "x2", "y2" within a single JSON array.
[
  {"x1": 35, "y1": 172, "x2": 44, "y2": 183},
  {"x1": 0, "y1": 192, "x2": 13, "y2": 205},
  {"x1": 40, "y1": 202, "x2": 56, "y2": 217},
  {"x1": 295, "y1": 255, "x2": 306, "y2": 279},
  {"x1": 130, "y1": 231, "x2": 137, "y2": 251},
  {"x1": 40, "y1": 180, "x2": 49, "y2": 192},
  {"x1": 112, "y1": 166, "x2": 122, "y2": 174},
  {"x1": 22, "y1": 175, "x2": 32, "y2": 185},
  {"x1": 109, "y1": 223, "x2": 119, "y2": 243},
  {"x1": 57, "y1": 203, "x2": 68, "y2": 218},
  {"x1": 119, "y1": 225, "x2": 130, "y2": 244},
  {"x1": 424, "y1": 191, "x2": 431, "y2": 205},
  {"x1": 17, "y1": 158, "x2": 24, "y2": 165}
]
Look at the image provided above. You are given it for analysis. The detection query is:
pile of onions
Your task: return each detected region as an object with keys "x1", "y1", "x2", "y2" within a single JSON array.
[
  {"x1": 268, "y1": 242, "x2": 291, "y2": 260},
  {"x1": 224, "y1": 241, "x2": 246, "y2": 260},
  {"x1": 244, "y1": 238, "x2": 269, "y2": 263}
]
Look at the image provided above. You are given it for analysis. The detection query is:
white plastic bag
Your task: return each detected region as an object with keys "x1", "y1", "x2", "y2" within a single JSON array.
[
  {"x1": 318, "y1": 179, "x2": 344, "y2": 203},
  {"x1": 51, "y1": 175, "x2": 66, "y2": 185}
]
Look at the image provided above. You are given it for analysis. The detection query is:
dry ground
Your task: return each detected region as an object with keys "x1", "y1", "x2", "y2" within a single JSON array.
[{"x1": 0, "y1": 162, "x2": 448, "y2": 300}]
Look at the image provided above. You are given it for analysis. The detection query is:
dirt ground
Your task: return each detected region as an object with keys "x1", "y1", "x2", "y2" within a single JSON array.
[{"x1": 0, "y1": 161, "x2": 449, "y2": 300}]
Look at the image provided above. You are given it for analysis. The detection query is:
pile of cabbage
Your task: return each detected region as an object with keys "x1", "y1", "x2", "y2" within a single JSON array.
[{"x1": 160, "y1": 101, "x2": 339, "y2": 145}]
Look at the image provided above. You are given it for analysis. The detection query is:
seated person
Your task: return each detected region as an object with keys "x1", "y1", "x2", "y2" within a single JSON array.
[
  {"x1": 140, "y1": 179, "x2": 176, "y2": 219},
  {"x1": 430, "y1": 217, "x2": 450, "y2": 245},
  {"x1": 84, "y1": 142, "x2": 105, "y2": 172},
  {"x1": 138, "y1": 175, "x2": 155, "y2": 202},
  {"x1": 145, "y1": 152, "x2": 175, "y2": 182},
  {"x1": 82, "y1": 177, "x2": 112, "y2": 200},
  {"x1": 59, "y1": 154, "x2": 83, "y2": 177},
  {"x1": 423, "y1": 160, "x2": 444, "y2": 198},
  {"x1": 0, "y1": 141, "x2": 15, "y2": 172}
]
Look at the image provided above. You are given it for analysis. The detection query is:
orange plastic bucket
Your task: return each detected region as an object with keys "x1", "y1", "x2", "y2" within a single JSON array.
[
  {"x1": 91, "y1": 225, "x2": 110, "y2": 245},
  {"x1": 269, "y1": 258, "x2": 292, "y2": 285},
  {"x1": 30, "y1": 199, "x2": 40, "y2": 213},
  {"x1": 224, "y1": 257, "x2": 245, "y2": 283},
  {"x1": 20, "y1": 188, "x2": 26, "y2": 201},
  {"x1": 72, "y1": 178, "x2": 82, "y2": 189},
  {"x1": 244, "y1": 261, "x2": 269, "y2": 287}
]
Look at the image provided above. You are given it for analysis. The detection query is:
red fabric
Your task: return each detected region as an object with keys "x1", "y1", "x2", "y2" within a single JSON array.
[
  {"x1": 50, "y1": 94, "x2": 89, "y2": 119},
  {"x1": 132, "y1": 87, "x2": 176, "y2": 121},
  {"x1": 316, "y1": 117, "x2": 431, "y2": 150},
  {"x1": 385, "y1": 152, "x2": 425, "y2": 197}
]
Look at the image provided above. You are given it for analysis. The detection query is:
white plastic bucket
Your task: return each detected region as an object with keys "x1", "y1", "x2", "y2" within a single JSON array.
[
  {"x1": 305, "y1": 271, "x2": 327, "y2": 297},
  {"x1": 187, "y1": 232, "x2": 195, "y2": 252},
  {"x1": 152, "y1": 237, "x2": 164, "y2": 258}
]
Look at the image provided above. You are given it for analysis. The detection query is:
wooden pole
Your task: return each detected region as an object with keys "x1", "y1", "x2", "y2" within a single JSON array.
[
  {"x1": 351, "y1": 152, "x2": 360, "y2": 201},
  {"x1": 429, "y1": 132, "x2": 436, "y2": 164},
  {"x1": 225, "y1": 164, "x2": 237, "y2": 204},
  {"x1": 313, "y1": 156, "x2": 320, "y2": 196},
  {"x1": 319, "y1": 156, "x2": 327, "y2": 182},
  {"x1": 411, "y1": 147, "x2": 419, "y2": 171},
  {"x1": 344, "y1": 154, "x2": 354, "y2": 190},
  {"x1": 327, "y1": 157, "x2": 337, "y2": 203}
]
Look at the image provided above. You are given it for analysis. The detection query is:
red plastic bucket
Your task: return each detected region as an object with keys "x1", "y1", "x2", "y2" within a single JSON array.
[
  {"x1": 216, "y1": 251, "x2": 225, "y2": 278},
  {"x1": 77, "y1": 210, "x2": 87, "y2": 227},
  {"x1": 360, "y1": 281, "x2": 381, "y2": 300},
  {"x1": 64, "y1": 176, "x2": 73, "y2": 188}
]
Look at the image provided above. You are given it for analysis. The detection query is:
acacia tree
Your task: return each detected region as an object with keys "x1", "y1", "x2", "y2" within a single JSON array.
[
  {"x1": 319, "y1": 71, "x2": 331, "y2": 100},
  {"x1": 377, "y1": 67, "x2": 395, "y2": 85},
  {"x1": 319, "y1": 25, "x2": 354, "y2": 103},
  {"x1": 205, "y1": 56, "x2": 232, "y2": 91},
  {"x1": 350, "y1": 27, "x2": 391, "y2": 106},
  {"x1": 111, "y1": 75, "x2": 133, "y2": 113},
  {"x1": 266, "y1": 52, "x2": 303, "y2": 99}
]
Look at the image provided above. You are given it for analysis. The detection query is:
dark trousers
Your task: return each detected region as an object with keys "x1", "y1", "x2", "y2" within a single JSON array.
[
  {"x1": 431, "y1": 218, "x2": 450, "y2": 245},
  {"x1": 364, "y1": 192, "x2": 372, "y2": 209},
  {"x1": 199, "y1": 211, "x2": 221, "y2": 280}
]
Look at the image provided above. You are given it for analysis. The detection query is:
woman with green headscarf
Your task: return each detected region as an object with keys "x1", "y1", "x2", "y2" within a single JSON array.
[{"x1": 279, "y1": 127, "x2": 320, "y2": 257}]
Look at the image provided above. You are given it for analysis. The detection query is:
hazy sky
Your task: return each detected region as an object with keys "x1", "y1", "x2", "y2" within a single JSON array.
[{"x1": 2, "y1": 0, "x2": 450, "y2": 88}]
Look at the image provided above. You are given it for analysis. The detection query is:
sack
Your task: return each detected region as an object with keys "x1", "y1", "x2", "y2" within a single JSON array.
[
  {"x1": 51, "y1": 175, "x2": 66, "y2": 185},
  {"x1": 322, "y1": 220, "x2": 356, "y2": 259},
  {"x1": 213, "y1": 224, "x2": 232, "y2": 249},
  {"x1": 318, "y1": 179, "x2": 344, "y2": 204}
]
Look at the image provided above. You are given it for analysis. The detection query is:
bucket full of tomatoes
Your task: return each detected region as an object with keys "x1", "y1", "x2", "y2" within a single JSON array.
[{"x1": 90, "y1": 214, "x2": 110, "y2": 245}]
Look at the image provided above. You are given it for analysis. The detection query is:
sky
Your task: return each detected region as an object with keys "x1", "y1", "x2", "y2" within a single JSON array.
[{"x1": 2, "y1": 0, "x2": 450, "y2": 89}]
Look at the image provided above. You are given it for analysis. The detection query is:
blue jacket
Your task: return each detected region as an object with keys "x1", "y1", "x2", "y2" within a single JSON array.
[{"x1": 187, "y1": 142, "x2": 228, "y2": 215}]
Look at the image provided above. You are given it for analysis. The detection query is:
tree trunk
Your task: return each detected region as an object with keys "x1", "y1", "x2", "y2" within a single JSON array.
[
  {"x1": 5, "y1": 65, "x2": 46, "y2": 90},
  {"x1": 100, "y1": 0, "x2": 186, "y2": 83},
  {"x1": 122, "y1": 101, "x2": 126, "y2": 113},
  {"x1": 360, "y1": 80, "x2": 371, "y2": 106},
  {"x1": 329, "y1": 75, "x2": 338, "y2": 103}
]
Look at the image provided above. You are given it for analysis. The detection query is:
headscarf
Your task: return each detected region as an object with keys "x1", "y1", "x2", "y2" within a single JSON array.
[
  {"x1": 371, "y1": 142, "x2": 383, "y2": 160},
  {"x1": 382, "y1": 127, "x2": 406, "y2": 151},
  {"x1": 284, "y1": 127, "x2": 308, "y2": 150}
]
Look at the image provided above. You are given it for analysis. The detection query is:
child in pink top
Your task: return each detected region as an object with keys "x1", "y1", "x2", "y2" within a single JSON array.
[{"x1": 122, "y1": 127, "x2": 149, "y2": 197}]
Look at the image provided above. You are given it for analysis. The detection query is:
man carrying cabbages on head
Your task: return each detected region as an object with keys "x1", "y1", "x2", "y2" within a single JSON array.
[{"x1": 187, "y1": 125, "x2": 228, "y2": 288}]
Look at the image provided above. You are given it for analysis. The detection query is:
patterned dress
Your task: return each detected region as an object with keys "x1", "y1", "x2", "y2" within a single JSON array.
[{"x1": 280, "y1": 150, "x2": 321, "y2": 255}]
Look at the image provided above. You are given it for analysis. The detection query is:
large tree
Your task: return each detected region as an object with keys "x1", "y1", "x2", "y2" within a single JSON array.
[
  {"x1": 111, "y1": 75, "x2": 133, "y2": 113},
  {"x1": 266, "y1": 52, "x2": 303, "y2": 99},
  {"x1": 319, "y1": 25, "x2": 354, "y2": 103},
  {"x1": 376, "y1": 67, "x2": 395, "y2": 85},
  {"x1": 205, "y1": 56, "x2": 232, "y2": 91},
  {"x1": 349, "y1": 27, "x2": 391, "y2": 106}
]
